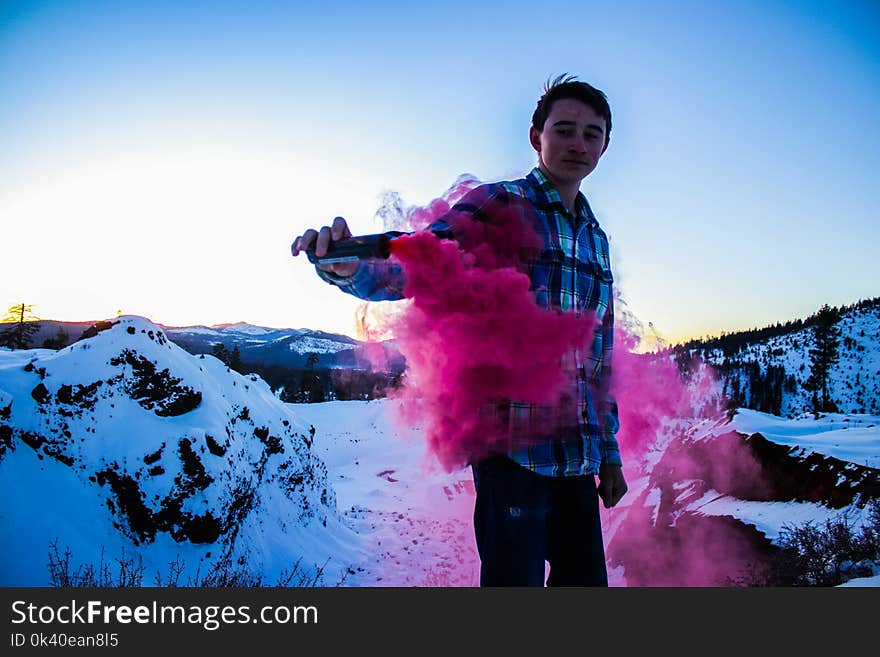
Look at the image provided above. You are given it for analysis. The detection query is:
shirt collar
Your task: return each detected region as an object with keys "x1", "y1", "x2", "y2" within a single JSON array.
[{"x1": 527, "y1": 167, "x2": 595, "y2": 224}]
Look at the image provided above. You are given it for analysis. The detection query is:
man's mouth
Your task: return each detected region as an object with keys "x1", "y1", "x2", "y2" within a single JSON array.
[{"x1": 562, "y1": 159, "x2": 589, "y2": 165}]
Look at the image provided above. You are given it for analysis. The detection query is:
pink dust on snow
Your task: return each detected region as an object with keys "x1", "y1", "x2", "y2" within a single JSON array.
[
  {"x1": 602, "y1": 324, "x2": 773, "y2": 585},
  {"x1": 361, "y1": 180, "x2": 772, "y2": 586}
]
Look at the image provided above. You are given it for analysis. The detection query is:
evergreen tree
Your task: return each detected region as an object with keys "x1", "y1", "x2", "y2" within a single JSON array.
[
  {"x1": 228, "y1": 345, "x2": 244, "y2": 373},
  {"x1": 805, "y1": 304, "x2": 841, "y2": 413},
  {"x1": 0, "y1": 304, "x2": 40, "y2": 349},
  {"x1": 298, "y1": 353, "x2": 325, "y2": 402},
  {"x1": 42, "y1": 326, "x2": 70, "y2": 350},
  {"x1": 280, "y1": 379, "x2": 304, "y2": 403},
  {"x1": 211, "y1": 343, "x2": 229, "y2": 365}
]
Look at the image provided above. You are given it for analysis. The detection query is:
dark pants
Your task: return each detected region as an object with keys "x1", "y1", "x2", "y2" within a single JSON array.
[{"x1": 471, "y1": 455, "x2": 608, "y2": 587}]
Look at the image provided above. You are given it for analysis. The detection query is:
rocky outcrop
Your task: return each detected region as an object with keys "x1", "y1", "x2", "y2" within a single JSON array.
[{"x1": 609, "y1": 416, "x2": 879, "y2": 586}]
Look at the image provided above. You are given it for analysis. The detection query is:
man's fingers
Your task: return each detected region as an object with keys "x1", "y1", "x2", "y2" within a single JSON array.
[
  {"x1": 331, "y1": 216, "x2": 351, "y2": 241},
  {"x1": 316, "y1": 226, "x2": 333, "y2": 257},
  {"x1": 291, "y1": 229, "x2": 318, "y2": 256},
  {"x1": 598, "y1": 477, "x2": 627, "y2": 509},
  {"x1": 292, "y1": 219, "x2": 351, "y2": 258},
  {"x1": 292, "y1": 219, "x2": 352, "y2": 260}
]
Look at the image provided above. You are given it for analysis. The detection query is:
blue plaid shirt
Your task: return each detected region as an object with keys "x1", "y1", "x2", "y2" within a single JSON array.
[{"x1": 318, "y1": 167, "x2": 621, "y2": 476}]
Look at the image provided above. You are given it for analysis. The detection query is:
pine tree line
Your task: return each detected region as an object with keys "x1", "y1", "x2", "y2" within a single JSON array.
[{"x1": 670, "y1": 296, "x2": 879, "y2": 357}]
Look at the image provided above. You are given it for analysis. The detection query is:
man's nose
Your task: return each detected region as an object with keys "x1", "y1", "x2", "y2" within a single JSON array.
[{"x1": 570, "y1": 137, "x2": 588, "y2": 152}]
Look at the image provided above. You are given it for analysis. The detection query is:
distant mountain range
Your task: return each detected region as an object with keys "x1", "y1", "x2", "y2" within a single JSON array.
[{"x1": 23, "y1": 319, "x2": 406, "y2": 373}]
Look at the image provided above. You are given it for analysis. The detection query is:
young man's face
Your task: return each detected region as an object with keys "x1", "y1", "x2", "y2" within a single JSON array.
[{"x1": 529, "y1": 98, "x2": 609, "y2": 187}]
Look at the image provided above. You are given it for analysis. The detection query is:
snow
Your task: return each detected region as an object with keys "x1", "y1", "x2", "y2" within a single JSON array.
[
  {"x1": 683, "y1": 489, "x2": 847, "y2": 540},
  {"x1": 705, "y1": 305, "x2": 880, "y2": 416},
  {"x1": 644, "y1": 486, "x2": 662, "y2": 526},
  {"x1": 165, "y1": 323, "x2": 303, "y2": 338},
  {"x1": 0, "y1": 319, "x2": 477, "y2": 587},
  {"x1": 165, "y1": 327, "x2": 224, "y2": 337},
  {"x1": 1, "y1": 314, "x2": 877, "y2": 588},
  {"x1": 1, "y1": 443, "x2": 128, "y2": 585},
  {"x1": 731, "y1": 408, "x2": 880, "y2": 469},
  {"x1": 289, "y1": 399, "x2": 479, "y2": 586},
  {"x1": 838, "y1": 573, "x2": 880, "y2": 587},
  {"x1": 209, "y1": 322, "x2": 278, "y2": 336},
  {"x1": 0, "y1": 316, "x2": 365, "y2": 586},
  {"x1": 288, "y1": 336, "x2": 355, "y2": 355}
]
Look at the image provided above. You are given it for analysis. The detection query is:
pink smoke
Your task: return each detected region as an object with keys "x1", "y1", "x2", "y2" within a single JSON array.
[
  {"x1": 386, "y1": 193, "x2": 597, "y2": 471},
  {"x1": 603, "y1": 315, "x2": 773, "y2": 586},
  {"x1": 609, "y1": 320, "x2": 719, "y2": 463},
  {"x1": 363, "y1": 181, "x2": 773, "y2": 586}
]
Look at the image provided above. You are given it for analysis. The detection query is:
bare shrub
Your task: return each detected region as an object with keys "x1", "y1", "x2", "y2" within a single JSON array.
[
  {"x1": 49, "y1": 542, "x2": 340, "y2": 587},
  {"x1": 725, "y1": 499, "x2": 880, "y2": 587},
  {"x1": 774, "y1": 502, "x2": 880, "y2": 586},
  {"x1": 48, "y1": 540, "x2": 145, "y2": 587}
]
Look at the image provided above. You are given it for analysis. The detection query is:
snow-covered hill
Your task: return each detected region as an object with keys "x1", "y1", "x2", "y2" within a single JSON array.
[
  {"x1": 702, "y1": 303, "x2": 880, "y2": 415},
  {"x1": 0, "y1": 316, "x2": 365, "y2": 585}
]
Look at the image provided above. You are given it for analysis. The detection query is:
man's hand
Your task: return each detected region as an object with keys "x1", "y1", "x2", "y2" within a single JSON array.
[
  {"x1": 291, "y1": 216, "x2": 359, "y2": 277},
  {"x1": 598, "y1": 463, "x2": 627, "y2": 509}
]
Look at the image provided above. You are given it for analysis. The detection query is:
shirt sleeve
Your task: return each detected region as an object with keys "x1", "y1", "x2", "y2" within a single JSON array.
[
  {"x1": 314, "y1": 183, "x2": 501, "y2": 301},
  {"x1": 315, "y1": 256, "x2": 407, "y2": 302},
  {"x1": 599, "y1": 291, "x2": 622, "y2": 466}
]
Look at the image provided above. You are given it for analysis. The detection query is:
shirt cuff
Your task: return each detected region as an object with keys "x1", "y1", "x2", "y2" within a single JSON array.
[
  {"x1": 600, "y1": 428, "x2": 622, "y2": 466},
  {"x1": 601, "y1": 442, "x2": 623, "y2": 467},
  {"x1": 315, "y1": 263, "x2": 366, "y2": 292}
]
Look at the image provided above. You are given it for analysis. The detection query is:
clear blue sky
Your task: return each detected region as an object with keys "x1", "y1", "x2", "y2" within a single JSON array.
[{"x1": 2, "y1": 0, "x2": 878, "y2": 344}]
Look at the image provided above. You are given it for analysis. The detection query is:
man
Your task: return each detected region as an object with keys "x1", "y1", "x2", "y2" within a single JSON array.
[{"x1": 292, "y1": 75, "x2": 627, "y2": 586}]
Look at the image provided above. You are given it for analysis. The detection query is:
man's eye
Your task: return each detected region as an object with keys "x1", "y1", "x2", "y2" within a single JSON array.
[{"x1": 557, "y1": 129, "x2": 574, "y2": 137}]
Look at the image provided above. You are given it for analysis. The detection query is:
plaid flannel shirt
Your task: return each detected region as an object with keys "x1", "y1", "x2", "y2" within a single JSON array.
[{"x1": 318, "y1": 167, "x2": 621, "y2": 476}]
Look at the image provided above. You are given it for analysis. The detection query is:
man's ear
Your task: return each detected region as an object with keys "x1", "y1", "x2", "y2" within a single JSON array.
[
  {"x1": 600, "y1": 136, "x2": 610, "y2": 156},
  {"x1": 529, "y1": 126, "x2": 541, "y2": 153}
]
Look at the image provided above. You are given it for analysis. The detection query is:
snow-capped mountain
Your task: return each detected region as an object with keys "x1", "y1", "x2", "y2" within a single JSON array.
[
  {"x1": 0, "y1": 316, "x2": 365, "y2": 585},
  {"x1": 165, "y1": 322, "x2": 356, "y2": 358}
]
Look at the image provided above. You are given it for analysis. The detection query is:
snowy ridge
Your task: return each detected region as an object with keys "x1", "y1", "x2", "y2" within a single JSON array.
[{"x1": 287, "y1": 335, "x2": 355, "y2": 355}]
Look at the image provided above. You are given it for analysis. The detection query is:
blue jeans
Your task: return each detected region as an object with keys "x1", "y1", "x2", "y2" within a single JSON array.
[{"x1": 471, "y1": 454, "x2": 608, "y2": 587}]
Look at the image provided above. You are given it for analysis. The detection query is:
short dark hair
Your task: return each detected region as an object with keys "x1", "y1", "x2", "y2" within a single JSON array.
[{"x1": 531, "y1": 74, "x2": 612, "y2": 138}]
